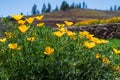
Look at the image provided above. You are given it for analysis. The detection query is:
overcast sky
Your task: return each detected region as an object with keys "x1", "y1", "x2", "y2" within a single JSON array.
[{"x1": 0, "y1": 0, "x2": 120, "y2": 17}]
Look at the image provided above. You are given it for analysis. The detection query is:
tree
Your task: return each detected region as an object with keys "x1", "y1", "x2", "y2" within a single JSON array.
[
  {"x1": 53, "y1": 6, "x2": 59, "y2": 12},
  {"x1": 82, "y1": 1, "x2": 86, "y2": 9},
  {"x1": 110, "y1": 6, "x2": 113, "y2": 11},
  {"x1": 41, "y1": 3, "x2": 46, "y2": 13},
  {"x1": 21, "y1": 12, "x2": 23, "y2": 15},
  {"x1": 46, "y1": 3, "x2": 52, "y2": 13},
  {"x1": 114, "y1": 5, "x2": 117, "y2": 11},
  {"x1": 75, "y1": 4, "x2": 79, "y2": 9},
  {"x1": 118, "y1": 6, "x2": 120, "y2": 11},
  {"x1": 60, "y1": 1, "x2": 70, "y2": 11},
  {"x1": 70, "y1": 2, "x2": 75, "y2": 9},
  {"x1": 78, "y1": 3, "x2": 81, "y2": 9},
  {"x1": 31, "y1": 4, "x2": 37, "y2": 15}
]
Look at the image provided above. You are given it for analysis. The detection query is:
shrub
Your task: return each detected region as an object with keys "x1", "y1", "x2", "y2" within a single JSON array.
[{"x1": 0, "y1": 15, "x2": 120, "y2": 80}]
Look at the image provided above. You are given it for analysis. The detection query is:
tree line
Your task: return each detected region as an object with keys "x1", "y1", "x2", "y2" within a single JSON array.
[
  {"x1": 110, "y1": 5, "x2": 120, "y2": 11},
  {"x1": 31, "y1": 1, "x2": 87, "y2": 15},
  {"x1": 31, "y1": 1, "x2": 120, "y2": 15}
]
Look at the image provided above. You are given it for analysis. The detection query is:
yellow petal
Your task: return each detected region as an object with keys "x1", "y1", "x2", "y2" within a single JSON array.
[
  {"x1": 17, "y1": 20, "x2": 26, "y2": 25},
  {"x1": 90, "y1": 37, "x2": 101, "y2": 44},
  {"x1": 102, "y1": 57, "x2": 110, "y2": 64},
  {"x1": 96, "y1": 53, "x2": 101, "y2": 59},
  {"x1": 11, "y1": 14, "x2": 23, "y2": 20},
  {"x1": 8, "y1": 43, "x2": 18, "y2": 49},
  {"x1": 37, "y1": 22, "x2": 44, "y2": 27},
  {"x1": 66, "y1": 30, "x2": 76, "y2": 36},
  {"x1": 64, "y1": 21, "x2": 73, "y2": 26},
  {"x1": 44, "y1": 46, "x2": 54, "y2": 55},
  {"x1": 26, "y1": 17, "x2": 34, "y2": 24},
  {"x1": 0, "y1": 38, "x2": 7, "y2": 43},
  {"x1": 35, "y1": 15, "x2": 44, "y2": 20},
  {"x1": 4, "y1": 32, "x2": 13, "y2": 38},
  {"x1": 56, "y1": 23, "x2": 65, "y2": 28},
  {"x1": 18, "y1": 25, "x2": 30, "y2": 33},
  {"x1": 100, "y1": 39, "x2": 109, "y2": 44},
  {"x1": 53, "y1": 31, "x2": 65, "y2": 37},
  {"x1": 58, "y1": 27, "x2": 67, "y2": 32},
  {"x1": 27, "y1": 37, "x2": 35, "y2": 42},
  {"x1": 113, "y1": 48, "x2": 120, "y2": 54},
  {"x1": 84, "y1": 41, "x2": 96, "y2": 49}
]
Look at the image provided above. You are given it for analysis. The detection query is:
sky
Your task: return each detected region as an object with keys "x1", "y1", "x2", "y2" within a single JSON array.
[{"x1": 0, "y1": 0, "x2": 120, "y2": 17}]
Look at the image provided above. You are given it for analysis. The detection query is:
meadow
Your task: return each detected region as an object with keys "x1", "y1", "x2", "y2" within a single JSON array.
[{"x1": 0, "y1": 14, "x2": 120, "y2": 80}]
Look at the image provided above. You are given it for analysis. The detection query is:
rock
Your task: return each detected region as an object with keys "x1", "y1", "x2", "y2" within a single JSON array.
[
  {"x1": 115, "y1": 32, "x2": 120, "y2": 39},
  {"x1": 68, "y1": 23, "x2": 120, "y2": 39}
]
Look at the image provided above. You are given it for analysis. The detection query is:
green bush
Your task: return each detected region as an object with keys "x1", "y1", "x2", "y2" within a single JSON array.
[{"x1": 0, "y1": 15, "x2": 120, "y2": 80}]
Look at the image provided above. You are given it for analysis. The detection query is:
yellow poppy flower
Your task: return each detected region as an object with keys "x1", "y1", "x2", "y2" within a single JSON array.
[
  {"x1": 113, "y1": 48, "x2": 120, "y2": 54},
  {"x1": 17, "y1": 20, "x2": 26, "y2": 25},
  {"x1": 90, "y1": 37, "x2": 101, "y2": 44},
  {"x1": 26, "y1": 17, "x2": 34, "y2": 24},
  {"x1": 27, "y1": 37, "x2": 35, "y2": 42},
  {"x1": 4, "y1": 32, "x2": 13, "y2": 38},
  {"x1": 37, "y1": 22, "x2": 44, "y2": 27},
  {"x1": 0, "y1": 38, "x2": 7, "y2": 43},
  {"x1": 11, "y1": 14, "x2": 23, "y2": 20},
  {"x1": 35, "y1": 15, "x2": 44, "y2": 20},
  {"x1": 100, "y1": 39, "x2": 109, "y2": 44},
  {"x1": 8, "y1": 43, "x2": 18, "y2": 49},
  {"x1": 44, "y1": 46, "x2": 54, "y2": 55},
  {"x1": 64, "y1": 21, "x2": 73, "y2": 26},
  {"x1": 84, "y1": 41, "x2": 96, "y2": 49},
  {"x1": 56, "y1": 23, "x2": 65, "y2": 28},
  {"x1": 8, "y1": 43, "x2": 22, "y2": 50},
  {"x1": 79, "y1": 31, "x2": 90, "y2": 38},
  {"x1": 66, "y1": 30, "x2": 76, "y2": 36},
  {"x1": 95, "y1": 53, "x2": 101, "y2": 59},
  {"x1": 58, "y1": 27, "x2": 67, "y2": 32},
  {"x1": 102, "y1": 57, "x2": 110, "y2": 64},
  {"x1": 53, "y1": 31, "x2": 65, "y2": 37},
  {"x1": 82, "y1": 31, "x2": 90, "y2": 35},
  {"x1": 86, "y1": 34, "x2": 94, "y2": 39},
  {"x1": 18, "y1": 25, "x2": 30, "y2": 33},
  {"x1": 113, "y1": 65, "x2": 119, "y2": 72}
]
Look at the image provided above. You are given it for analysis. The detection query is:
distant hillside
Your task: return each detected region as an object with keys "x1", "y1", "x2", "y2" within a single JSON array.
[
  {"x1": 41, "y1": 9, "x2": 120, "y2": 21},
  {"x1": 33, "y1": 9, "x2": 119, "y2": 27}
]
